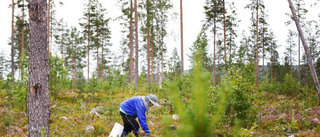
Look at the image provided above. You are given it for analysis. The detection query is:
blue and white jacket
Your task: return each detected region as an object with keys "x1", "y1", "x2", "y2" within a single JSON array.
[{"x1": 120, "y1": 96, "x2": 150, "y2": 133}]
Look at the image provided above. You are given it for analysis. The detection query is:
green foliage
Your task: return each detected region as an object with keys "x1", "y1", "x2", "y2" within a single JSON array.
[
  {"x1": 175, "y1": 74, "x2": 193, "y2": 98},
  {"x1": 0, "y1": 79, "x2": 4, "y2": 90},
  {"x1": 286, "y1": 112, "x2": 298, "y2": 132},
  {"x1": 170, "y1": 50, "x2": 230, "y2": 136},
  {"x1": 223, "y1": 65, "x2": 256, "y2": 127},
  {"x1": 189, "y1": 28, "x2": 211, "y2": 71},
  {"x1": 49, "y1": 55, "x2": 70, "y2": 96},
  {"x1": 239, "y1": 123, "x2": 257, "y2": 137},
  {"x1": 281, "y1": 74, "x2": 301, "y2": 96},
  {"x1": 84, "y1": 73, "x2": 100, "y2": 93}
]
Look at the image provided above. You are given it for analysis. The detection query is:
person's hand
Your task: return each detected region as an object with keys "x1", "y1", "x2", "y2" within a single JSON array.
[{"x1": 144, "y1": 133, "x2": 150, "y2": 137}]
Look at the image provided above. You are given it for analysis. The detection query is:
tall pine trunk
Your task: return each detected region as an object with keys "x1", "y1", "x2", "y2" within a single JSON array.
[
  {"x1": 262, "y1": 22, "x2": 265, "y2": 76},
  {"x1": 11, "y1": 0, "x2": 15, "y2": 79},
  {"x1": 298, "y1": 20, "x2": 301, "y2": 81},
  {"x1": 129, "y1": 0, "x2": 134, "y2": 82},
  {"x1": 288, "y1": 0, "x2": 320, "y2": 100},
  {"x1": 134, "y1": 0, "x2": 139, "y2": 88},
  {"x1": 147, "y1": 0, "x2": 150, "y2": 84},
  {"x1": 255, "y1": 0, "x2": 259, "y2": 86},
  {"x1": 213, "y1": 18, "x2": 216, "y2": 85},
  {"x1": 96, "y1": 27, "x2": 100, "y2": 80},
  {"x1": 161, "y1": 43, "x2": 164, "y2": 84},
  {"x1": 28, "y1": 0, "x2": 50, "y2": 136},
  {"x1": 72, "y1": 54, "x2": 76, "y2": 86},
  {"x1": 21, "y1": 0, "x2": 25, "y2": 80},
  {"x1": 180, "y1": 0, "x2": 184, "y2": 73},
  {"x1": 87, "y1": 10, "x2": 91, "y2": 83},
  {"x1": 48, "y1": 0, "x2": 50, "y2": 54},
  {"x1": 223, "y1": 0, "x2": 226, "y2": 61},
  {"x1": 151, "y1": 31, "x2": 154, "y2": 83},
  {"x1": 21, "y1": 0, "x2": 25, "y2": 59}
]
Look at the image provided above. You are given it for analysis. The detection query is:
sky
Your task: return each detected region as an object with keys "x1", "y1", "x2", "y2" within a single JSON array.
[{"x1": 0, "y1": 0, "x2": 319, "y2": 76}]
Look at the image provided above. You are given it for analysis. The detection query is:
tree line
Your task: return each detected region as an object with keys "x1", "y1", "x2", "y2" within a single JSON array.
[
  {"x1": 1, "y1": 0, "x2": 320, "y2": 136},
  {"x1": 0, "y1": 0, "x2": 319, "y2": 90}
]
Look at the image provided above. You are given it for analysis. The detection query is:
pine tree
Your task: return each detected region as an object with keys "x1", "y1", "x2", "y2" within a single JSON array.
[
  {"x1": 225, "y1": 2, "x2": 239, "y2": 67},
  {"x1": 79, "y1": 0, "x2": 96, "y2": 83},
  {"x1": 48, "y1": 0, "x2": 63, "y2": 54},
  {"x1": 134, "y1": 0, "x2": 139, "y2": 88},
  {"x1": 54, "y1": 19, "x2": 69, "y2": 63},
  {"x1": 65, "y1": 27, "x2": 86, "y2": 87},
  {"x1": 237, "y1": 31, "x2": 250, "y2": 65},
  {"x1": 0, "y1": 50, "x2": 8, "y2": 80},
  {"x1": 180, "y1": 0, "x2": 184, "y2": 73},
  {"x1": 265, "y1": 31, "x2": 279, "y2": 82},
  {"x1": 245, "y1": 0, "x2": 265, "y2": 85},
  {"x1": 189, "y1": 27, "x2": 211, "y2": 71},
  {"x1": 28, "y1": 0, "x2": 50, "y2": 136},
  {"x1": 11, "y1": 0, "x2": 30, "y2": 81},
  {"x1": 153, "y1": 0, "x2": 172, "y2": 84},
  {"x1": 11, "y1": 0, "x2": 15, "y2": 78},
  {"x1": 91, "y1": 1, "x2": 111, "y2": 80},
  {"x1": 204, "y1": 0, "x2": 223, "y2": 85},
  {"x1": 285, "y1": 0, "x2": 308, "y2": 82},
  {"x1": 284, "y1": 30, "x2": 297, "y2": 76},
  {"x1": 118, "y1": 0, "x2": 135, "y2": 82},
  {"x1": 167, "y1": 47, "x2": 181, "y2": 79}
]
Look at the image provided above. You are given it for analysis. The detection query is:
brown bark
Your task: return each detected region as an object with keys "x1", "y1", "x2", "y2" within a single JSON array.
[
  {"x1": 298, "y1": 20, "x2": 301, "y2": 81},
  {"x1": 11, "y1": 0, "x2": 15, "y2": 78},
  {"x1": 161, "y1": 44, "x2": 164, "y2": 83},
  {"x1": 151, "y1": 34, "x2": 154, "y2": 83},
  {"x1": 72, "y1": 54, "x2": 76, "y2": 86},
  {"x1": 255, "y1": 0, "x2": 259, "y2": 86},
  {"x1": 134, "y1": 0, "x2": 139, "y2": 88},
  {"x1": 262, "y1": 24, "x2": 265, "y2": 76},
  {"x1": 28, "y1": 0, "x2": 50, "y2": 136},
  {"x1": 21, "y1": 0, "x2": 25, "y2": 59},
  {"x1": 102, "y1": 47, "x2": 105, "y2": 80},
  {"x1": 223, "y1": 0, "x2": 226, "y2": 61},
  {"x1": 213, "y1": 18, "x2": 216, "y2": 85},
  {"x1": 20, "y1": 0, "x2": 25, "y2": 81},
  {"x1": 288, "y1": 0, "x2": 320, "y2": 100},
  {"x1": 61, "y1": 33, "x2": 64, "y2": 62},
  {"x1": 271, "y1": 45, "x2": 274, "y2": 81},
  {"x1": 97, "y1": 43, "x2": 99, "y2": 80},
  {"x1": 129, "y1": 0, "x2": 134, "y2": 82},
  {"x1": 48, "y1": 0, "x2": 50, "y2": 54},
  {"x1": 87, "y1": 10, "x2": 90, "y2": 83},
  {"x1": 147, "y1": 0, "x2": 150, "y2": 84},
  {"x1": 180, "y1": 0, "x2": 184, "y2": 73},
  {"x1": 96, "y1": 26, "x2": 100, "y2": 80}
]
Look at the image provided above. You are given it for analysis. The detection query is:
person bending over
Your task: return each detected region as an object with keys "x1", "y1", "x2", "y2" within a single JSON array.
[{"x1": 119, "y1": 94, "x2": 160, "y2": 137}]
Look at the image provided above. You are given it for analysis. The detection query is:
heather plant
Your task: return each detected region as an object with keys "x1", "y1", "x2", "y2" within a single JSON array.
[{"x1": 287, "y1": 112, "x2": 299, "y2": 132}]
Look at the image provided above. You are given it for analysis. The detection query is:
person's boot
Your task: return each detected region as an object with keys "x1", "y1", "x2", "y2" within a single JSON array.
[
  {"x1": 121, "y1": 131, "x2": 128, "y2": 137},
  {"x1": 133, "y1": 130, "x2": 139, "y2": 137}
]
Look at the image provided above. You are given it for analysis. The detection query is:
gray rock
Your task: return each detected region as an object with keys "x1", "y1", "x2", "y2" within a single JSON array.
[
  {"x1": 172, "y1": 114, "x2": 179, "y2": 121},
  {"x1": 169, "y1": 125, "x2": 177, "y2": 130},
  {"x1": 85, "y1": 125, "x2": 95, "y2": 133}
]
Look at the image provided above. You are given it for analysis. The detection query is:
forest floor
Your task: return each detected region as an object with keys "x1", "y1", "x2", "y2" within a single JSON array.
[{"x1": 1, "y1": 89, "x2": 320, "y2": 136}]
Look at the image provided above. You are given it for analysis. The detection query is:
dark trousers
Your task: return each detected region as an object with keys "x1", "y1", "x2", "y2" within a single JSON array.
[{"x1": 120, "y1": 111, "x2": 139, "y2": 137}]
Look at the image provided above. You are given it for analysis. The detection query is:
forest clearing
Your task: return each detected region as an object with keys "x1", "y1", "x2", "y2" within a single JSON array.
[{"x1": 1, "y1": 0, "x2": 320, "y2": 136}]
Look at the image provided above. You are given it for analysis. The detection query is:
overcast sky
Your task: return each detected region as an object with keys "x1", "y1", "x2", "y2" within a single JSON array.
[{"x1": 0, "y1": 0, "x2": 319, "y2": 75}]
